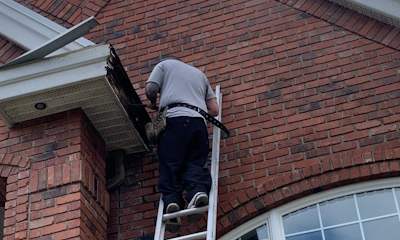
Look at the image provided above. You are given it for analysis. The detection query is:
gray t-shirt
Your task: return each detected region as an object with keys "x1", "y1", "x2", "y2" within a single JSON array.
[{"x1": 146, "y1": 59, "x2": 216, "y2": 118}]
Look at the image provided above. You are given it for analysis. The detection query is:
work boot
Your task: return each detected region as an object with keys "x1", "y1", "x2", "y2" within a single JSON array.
[
  {"x1": 165, "y1": 203, "x2": 181, "y2": 233},
  {"x1": 187, "y1": 192, "x2": 208, "y2": 209},
  {"x1": 187, "y1": 192, "x2": 208, "y2": 223}
]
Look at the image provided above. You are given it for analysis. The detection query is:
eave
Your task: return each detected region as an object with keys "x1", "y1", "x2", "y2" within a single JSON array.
[{"x1": 0, "y1": 44, "x2": 150, "y2": 153}]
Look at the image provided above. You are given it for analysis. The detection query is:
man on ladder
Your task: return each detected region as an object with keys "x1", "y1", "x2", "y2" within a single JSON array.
[{"x1": 145, "y1": 57, "x2": 219, "y2": 232}]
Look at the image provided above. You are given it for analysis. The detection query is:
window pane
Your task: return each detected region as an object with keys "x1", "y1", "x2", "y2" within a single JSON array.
[
  {"x1": 287, "y1": 231, "x2": 322, "y2": 240},
  {"x1": 320, "y1": 195, "x2": 357, "y2": 227},
  {"x1": 357, "y1": 189, "x2": 396, "y2": 219},
  {"x1": 325, "y1": 224, "x2": 362, "y2": 240},
  {"x1": 239, "y1": 224, "x2": 269, "y2": 240},
  {"x1": 256, "y1": 225, "x2": 269, "y2": 240},
  {"x1": 283, "y1": 205, "x2": 320, "y2": 234},
  {"x1": 396, "y1": 188, "x2": 400, "y2": 204},
  {"x1": 363, "y1": 216, "x2": 400, "y2": 240}
]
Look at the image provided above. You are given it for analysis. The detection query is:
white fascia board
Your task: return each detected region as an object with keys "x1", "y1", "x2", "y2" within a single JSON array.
[
  {"x1": 0, "y1": 44, "x2": 109, "y2": 101},
  {"x1": 5, "y1": 16, "x2": 97, "y2": 67},
  {"x1": 0, "y1": 0, "x2": 94, "y2": 53},
  {"x1": 330, "y1": 0, "x2": 400, "y2": 27}
]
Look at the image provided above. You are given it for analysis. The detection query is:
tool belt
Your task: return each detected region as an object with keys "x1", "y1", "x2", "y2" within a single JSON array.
[
  {"x1": 145, "y1": 106, "x2": 167, "y2": 145},
  {"x1": 145, "y1": 103, "x2": 230, "y2": 145}
]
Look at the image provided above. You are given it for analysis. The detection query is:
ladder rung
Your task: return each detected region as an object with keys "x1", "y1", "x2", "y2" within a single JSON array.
[
  {"x1": 167, "y1": 231, "x2": 207, "y2": 240},
  {"x1": 163, "y1": 206, "x2": 208, "y2": 220}
]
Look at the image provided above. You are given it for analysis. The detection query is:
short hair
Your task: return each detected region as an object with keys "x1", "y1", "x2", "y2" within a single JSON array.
[
  {"x1": 159, "y1": 55, "x2": 179, "y2": 63},
  {"x1": 149, "y1": 55, "x2": 180, "y2": 69}
]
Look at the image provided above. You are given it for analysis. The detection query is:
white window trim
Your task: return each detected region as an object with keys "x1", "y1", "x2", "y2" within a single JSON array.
[
  {"x1": 0, "y1": 0, "x2": 93, "y2": 53},
  {"x1": 220, "y1": 177, "x2": 400, "y2": 240}
]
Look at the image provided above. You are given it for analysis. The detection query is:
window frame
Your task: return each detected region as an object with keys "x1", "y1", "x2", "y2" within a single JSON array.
[{"x1": 220, "y1": 177, "x2": 400, "y2": 240}]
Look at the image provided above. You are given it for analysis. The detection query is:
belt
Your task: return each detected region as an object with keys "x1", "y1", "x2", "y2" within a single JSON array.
[{"x1": 162, "y1": 103, "x2": 230, "y2": 138}]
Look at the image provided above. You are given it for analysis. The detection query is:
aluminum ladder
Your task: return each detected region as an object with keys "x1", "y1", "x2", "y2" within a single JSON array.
[{"x1": 154, "y1": 85, "x2": 223, "y2": 240}]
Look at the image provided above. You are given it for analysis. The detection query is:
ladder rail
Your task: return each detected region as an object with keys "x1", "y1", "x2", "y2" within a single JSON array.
[
  {"x1": 155, "y1": 195, "x2": 165, "y2": 240},
  {"x1": 207, "y1": 85, "x2": 222, "y2": 240}
]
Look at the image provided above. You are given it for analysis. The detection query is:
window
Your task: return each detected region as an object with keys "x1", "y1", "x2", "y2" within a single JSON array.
[
  {"x1": 283, "y1": 188, "x2": 400, "y2": 240},
  {"x1": 221, "y1": 178, "x2": 400, "y2": 240},
  {"x1": 236, "y1": 224, "x2": 270, "y2": 240}
]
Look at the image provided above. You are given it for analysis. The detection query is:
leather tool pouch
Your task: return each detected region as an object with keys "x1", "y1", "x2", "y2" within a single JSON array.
[{"x1": 145, "y1": 107, "x2": 167, "y2": 145}]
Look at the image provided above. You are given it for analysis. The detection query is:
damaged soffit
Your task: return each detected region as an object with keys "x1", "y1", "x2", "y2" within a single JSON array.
[
  {"x1": 0, "y1": 44, "x2": 150, "y2": 153},
  {"x1": 0, "y1": 7, "x2": 150, "y2": 153}
]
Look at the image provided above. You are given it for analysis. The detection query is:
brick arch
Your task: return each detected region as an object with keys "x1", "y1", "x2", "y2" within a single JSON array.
[
  {"x1": 0, "y1": 153, "x2": 29, "y2": 178},
  {"x1": 217, "y1": 158, "x2": 400, "y2": 236}
]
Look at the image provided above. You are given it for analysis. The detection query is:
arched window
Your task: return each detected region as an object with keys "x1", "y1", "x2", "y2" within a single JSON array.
[{"x1": 222, "y1": 177, "x2": 400, "y2": 240}]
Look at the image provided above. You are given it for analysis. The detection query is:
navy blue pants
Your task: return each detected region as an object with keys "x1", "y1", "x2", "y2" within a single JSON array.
[{"x1": 158, "y1": 117, "x2": 212, "y2": 207}]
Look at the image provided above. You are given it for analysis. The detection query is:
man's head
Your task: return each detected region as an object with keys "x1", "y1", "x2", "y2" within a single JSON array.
[
  {"x1": 159, "y1": 55, "x2": 179, "y2": 63},
  {"x1": 149, "y1": 55, "x2": 179, "y2": 69}
]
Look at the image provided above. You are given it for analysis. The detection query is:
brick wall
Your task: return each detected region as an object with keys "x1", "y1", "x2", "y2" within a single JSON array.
[
  {"x1": 79, "y1": 115, "x2": 109, "y2": 239},
  {"x1": 0, "y1": 178, "x2": 6, "y2": 240},
  {"x1": 0, "y1": 110, "x2": 109, "y2": 239},
  {"x1": 5, "y1": 0, "x2": 400, "y2": 239},
  {"x1": 108, "y1": 154, "x2": 159, "y2": 240},
  {"x1": 0, "y1": 36, "x2": 24, "y2": 65},
  {"x1": 14, "y1": 0, "x2": 110, "y2": 27}
]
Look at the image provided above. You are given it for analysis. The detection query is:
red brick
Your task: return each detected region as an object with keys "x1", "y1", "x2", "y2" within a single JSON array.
[
  {"x1": 354, "y1": 120, "x2": 381, "y2": 130},
  {"x1": 29, "y1": 217, "x2": 54, "y2": 229},
  {"x1": 330, "y1": 125, "x2": 353, "y2": 136},
  {"x1": 3, "y1": 0, "x2": 400, "y2": 237},
  {"x1": 343, "y1": 129, "x2": 369, "y2": 141},
  {"x1": 53, "y1": 228, "x2": 80, "y2": 239},
  {"x1": 332, "y1": 141, "x2": 357, "y2": 153}
]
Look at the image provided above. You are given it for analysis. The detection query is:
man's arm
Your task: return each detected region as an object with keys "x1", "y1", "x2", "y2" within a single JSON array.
[
  {"x1": 145, "y1": 82, "x2": 160, "y2": 109},
  {"x1": 207, "y1": 98, "x2": 219, "y2": 117},
  {"x1": 204, "y1": 76, "x2": 219, "y2": 117}
]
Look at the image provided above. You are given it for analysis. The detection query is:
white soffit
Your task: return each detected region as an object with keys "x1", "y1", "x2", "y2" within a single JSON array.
[
  {"x1": 330, "y1": 0, "x2": 400, "y2": 28},
  {"x1": 0, "y1": 0, "x2": 94, "y2": 53},
  {"x1": 0, "y1": 44, "x2": 149, "y2": 153}
]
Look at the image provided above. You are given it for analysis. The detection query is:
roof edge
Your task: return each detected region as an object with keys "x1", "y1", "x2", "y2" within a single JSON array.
[
  {"x1": 0, "y1": 0, "x2": 94, "y2": 53},
  {"x1": 0, "y1": 44, "x2": 150, "y2": 153},
  {"x1": 329, "y1": 0, "x2": 400, "y2": 28}
]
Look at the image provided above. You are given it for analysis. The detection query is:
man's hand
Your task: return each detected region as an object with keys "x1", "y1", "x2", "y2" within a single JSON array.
[
  {"x1": 149, "y1": 102, "x2": 158, "y2": 110},
  {"x1": 206, "y1": 98, "x2": 219, "y2": 117},
  {"x1": 145, "y1": 82, "x2": 160, "y2": 109}
]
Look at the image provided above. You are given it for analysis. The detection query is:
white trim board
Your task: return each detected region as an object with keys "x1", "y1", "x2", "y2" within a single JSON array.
[
  {"x1": 0, "y1": 0, "x2": 93, "y2": 54},
  {"x1": 329, "y1": 0, "x2": 400, "y2": 28},
  {"x1": 0, "y1": 45, "x2": 109, "y2": 99}
]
